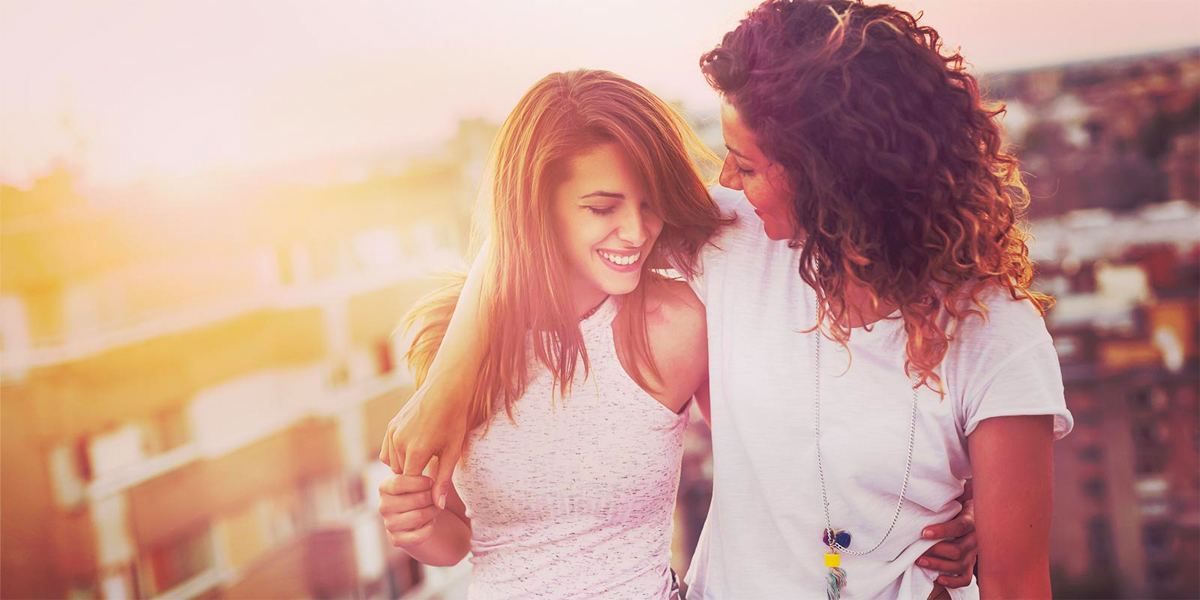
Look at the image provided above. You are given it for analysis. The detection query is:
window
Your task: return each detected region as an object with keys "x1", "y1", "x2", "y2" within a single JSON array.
[
  {"x1": 1128, "y1": 389, "x2": 1149, "y2": 411},
  {"x1": 1079, "y1": 445, "x2": 1104, "y2": 463},
  {"x1": 374, "y1": 338, "x2": 395, "y2": 375},
  {"x1": 139, "y1": 526, "x2": 215, "y2": 597},
  {"x1": 346, "y1": 474, "x2": 366, "y2": 507},
  {"x1": 261, "y1": 493, "x2": 304, "y2": 546},
  {"x1": 1082, "y1": 477, "x2": 1107, "y2": 500},
  {"x1": 1086, "y1": 516, "x2": 1114, "y2": 569},
  {"x1": 141, "y1": 405, "x2": 191, "y2": 456},
  {"x1": 1145, "y1": 560, "x2": 1178, "y2": 589},
  {"x1": 1073, "y1": 409, "x2": 1101, "y2": 426},
  {"x1": 387, "y1": 556, "x2": 424, "y2": 598},
  {"x1": 49, "y1": 441, "x2": 90, "y2": 508}
]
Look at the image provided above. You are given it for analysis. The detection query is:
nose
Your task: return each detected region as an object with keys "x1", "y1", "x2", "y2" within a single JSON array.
[
  {"x1": 615, "y1": 204, "x2": 649, "y2": 247},
  {"x1": 719, "y1": 154, "x2": 743, "y2": 191}
]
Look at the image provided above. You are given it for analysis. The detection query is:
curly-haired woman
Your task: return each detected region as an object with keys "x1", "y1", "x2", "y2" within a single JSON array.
[{"x1": 381, "y1": 2, "x2": 1070, "y2": 598}]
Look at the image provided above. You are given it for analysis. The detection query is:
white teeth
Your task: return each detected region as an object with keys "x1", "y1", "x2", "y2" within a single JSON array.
[{"x1": 599, "y1": 250, "x2": 640, "y2": 266}]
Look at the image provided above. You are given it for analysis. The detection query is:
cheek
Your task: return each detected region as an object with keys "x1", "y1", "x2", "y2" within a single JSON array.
[
  {"x1": 555, "y1": 214, "x2": 597, "y2": 258},
  {"x1": 752, "y1": 178, "x2": 790, "y2": 213},
  {"x1": 647, "y1": 215, "x2": 665, "y2": 243}
]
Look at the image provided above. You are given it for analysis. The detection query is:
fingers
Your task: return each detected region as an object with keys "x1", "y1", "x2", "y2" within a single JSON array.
[
  {"x1": 916, "y1": 554, "x2": 965, "y2": 574},
  {"x1": 403, "y1": 444, "x2": 436, "y2": 478},
  {"x1": 378, "y1": 473, "x2": 440, "y2": 548},
  {"x1": 922, "y1": 512, "x2": 972, "y2": 541},
  {"x1": 921, "y1": 519, "x2": 966, "y2": 541},
  {"x1": 380, "y1": 413, "x2": 400, "y2": 464},
  {"x1": 921, "y1": 540, "x2": 964, "y2": 562},
  {"x1": 379, "y1": 473, "x2": 433, "y2": 495},
  {"x1": 918, "y1": 543, "x2": 978, "y2": 590},
  {"x1": 389, "y1": 437, "x2": 404, "y2": 475},
  {"x1": 432, "y1": 445, "x2": 461, "y2": 510},
  {"x1": 380, "y1": 422, "x2": 405, "y2": 473},
  {"x1": 385, "y1": 517, "x2": 438, "y2": 547},
  {"x1": 378, "y1": 489, "x2": 435, "y2": 514},
  {"x1": 936, "y1": 571, "x2": 975, "y2": 589},
  {"x1": 919, "y1": 540, "x2": 977, "y2": 580},
  {"x1": 383, "y1": 504, "x2": 441, "y2": 532}
]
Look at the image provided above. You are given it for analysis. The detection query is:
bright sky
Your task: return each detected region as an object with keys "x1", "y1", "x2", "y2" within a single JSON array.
[{"x1": 2, "y1": 0, "x2": 1198, "y2": 188}]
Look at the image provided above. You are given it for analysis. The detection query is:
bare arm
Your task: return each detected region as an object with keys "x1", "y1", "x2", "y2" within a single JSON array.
[
  {"x1": 968, "y1": 415, "x2": 1055, "y2": 599},
  {"x1": 641, "y1": 279, "x2": 709, "y2": 414},
  {"x1": 380, "y1": 242, "x2": 490, "y2": 506}
]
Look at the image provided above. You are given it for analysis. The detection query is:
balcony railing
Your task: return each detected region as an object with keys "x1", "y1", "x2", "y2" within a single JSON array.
[{"x1": 0, "y1": 248, "x2": 461, "y2": 376}]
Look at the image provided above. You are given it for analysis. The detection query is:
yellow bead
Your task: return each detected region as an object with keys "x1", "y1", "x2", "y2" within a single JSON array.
[{"x1": 825, "y1": 553, "x2": 841, "y2": 568}]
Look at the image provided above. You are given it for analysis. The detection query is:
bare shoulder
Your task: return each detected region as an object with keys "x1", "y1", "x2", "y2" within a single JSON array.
[
  {"x1": 643, "y1": 279, "x2": 708, "y2": 407},
  {"x1": 645, "y1": 278, "x2": 706, "y2": 341}
]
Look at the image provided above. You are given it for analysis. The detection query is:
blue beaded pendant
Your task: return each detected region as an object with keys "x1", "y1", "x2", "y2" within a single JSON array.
[{"x1": 822, "y1": 528, "x2": 853, "y2": 549}]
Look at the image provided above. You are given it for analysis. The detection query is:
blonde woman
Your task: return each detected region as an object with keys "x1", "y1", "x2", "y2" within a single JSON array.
[{"x1": 378, "y1": 69, "x2": 724, "y2": 599}]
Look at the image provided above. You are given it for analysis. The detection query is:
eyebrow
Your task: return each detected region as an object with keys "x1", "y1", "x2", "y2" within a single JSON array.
[
  {"x1": 725, "y1": 145, "x2": 750, "y2": 161},
  {"x1": 580, "y1": 191, "x2": 624, "y2": 200}
]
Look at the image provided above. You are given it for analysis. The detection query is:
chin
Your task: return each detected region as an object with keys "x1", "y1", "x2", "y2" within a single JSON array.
[
  {"x1": 762, "y1": 220, "x2": 793, "y2": 241},
  {"x1": 599, "y1": 273, "x2": 641, "y2": 296}
]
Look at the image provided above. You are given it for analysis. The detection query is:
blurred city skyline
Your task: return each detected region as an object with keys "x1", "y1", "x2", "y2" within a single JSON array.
[{"x1": 3, "y1": 0, "x2": 1200, "y2": 192}]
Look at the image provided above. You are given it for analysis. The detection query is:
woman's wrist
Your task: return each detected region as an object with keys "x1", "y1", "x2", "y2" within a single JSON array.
[{"x1": 416, "y1": 374, "x2": 472, "y2": 412}]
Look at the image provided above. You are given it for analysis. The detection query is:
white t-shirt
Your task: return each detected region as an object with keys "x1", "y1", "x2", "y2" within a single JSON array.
[{"x1": 682, "y1": 187, "x2": 1073, "y2": 600}]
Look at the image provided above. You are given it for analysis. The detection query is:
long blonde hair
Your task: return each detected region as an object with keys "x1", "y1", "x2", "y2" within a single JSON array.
[{"x1": 402, "y1": 70, "x2": 730, "y2": 432}]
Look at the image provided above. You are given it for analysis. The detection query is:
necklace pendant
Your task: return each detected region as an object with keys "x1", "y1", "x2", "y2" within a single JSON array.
[
  {"x1": 822, "y1": 527, "x2": 853, "y2": 550},
  {"x1": 825, "y1": 560, "x2": 848, "y2": 600}
]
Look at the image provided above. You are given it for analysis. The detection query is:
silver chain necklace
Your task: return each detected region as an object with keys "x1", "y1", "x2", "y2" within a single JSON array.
[{"x1": 813, "y1": 306, "x2": 920, "y2": 598}]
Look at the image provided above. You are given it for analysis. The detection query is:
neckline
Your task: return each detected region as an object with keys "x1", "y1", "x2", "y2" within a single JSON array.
[{"x1": 579, "y1": 295, "x2": 618, "y2": 336}]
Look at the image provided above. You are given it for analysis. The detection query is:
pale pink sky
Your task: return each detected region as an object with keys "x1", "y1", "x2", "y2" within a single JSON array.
[{"x1": 2, "y1": 0, "x2": 1197, "y2": 187}]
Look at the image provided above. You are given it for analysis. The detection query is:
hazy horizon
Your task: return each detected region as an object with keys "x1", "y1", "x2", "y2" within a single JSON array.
[{"x1": 3, "y1": 0, "x2": 1199, "y2": 190}]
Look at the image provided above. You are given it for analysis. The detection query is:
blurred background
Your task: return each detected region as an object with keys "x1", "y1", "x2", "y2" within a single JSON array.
[{"x1": 1, "y1": 1, "x2": 1197, "y2": 598}]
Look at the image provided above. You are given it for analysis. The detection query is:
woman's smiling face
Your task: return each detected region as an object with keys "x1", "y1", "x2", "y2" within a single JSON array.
[
  {"x1": 551, "y1": 143, "x2": 664, "y2": 314},
  {"x1": 718, "y1": 99, "x2": 799, "y2": 241}
]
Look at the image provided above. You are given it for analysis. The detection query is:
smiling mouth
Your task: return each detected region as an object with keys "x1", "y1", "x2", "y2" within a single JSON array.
[{"x1": 597, "y1": 250, "x2": 641, "y2": 267}]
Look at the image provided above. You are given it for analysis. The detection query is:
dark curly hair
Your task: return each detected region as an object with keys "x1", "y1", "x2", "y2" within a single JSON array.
[{"x1": 701, "y1": 0, "x2": 1052, "y2": 396}]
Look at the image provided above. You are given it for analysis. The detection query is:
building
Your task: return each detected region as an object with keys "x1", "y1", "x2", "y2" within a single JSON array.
[
  {"x1": 0, "y1": 160, "x2": 479, "y2": 599},
  {"x1": 1036, "y1": 202, "x2": 1200, "y2": 599}
]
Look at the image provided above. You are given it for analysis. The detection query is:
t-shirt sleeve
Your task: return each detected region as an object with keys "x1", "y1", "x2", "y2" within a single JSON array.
[{"x1": 960, "y1": 336, "x2": 1073, "y2": 440}]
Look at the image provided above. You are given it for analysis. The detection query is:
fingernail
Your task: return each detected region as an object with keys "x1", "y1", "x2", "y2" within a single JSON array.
[
  {"x1": 437, "y1": 493, "x2": 447, "y2": 510},
  {"x1": 922, "y1": 529, "x2": 934, "y2": 539},
  {"x1": 918, "y1": 559, "x2": 929, "y2": 567}
]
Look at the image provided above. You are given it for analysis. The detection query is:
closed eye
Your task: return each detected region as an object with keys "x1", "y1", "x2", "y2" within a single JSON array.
[{"x1": 586, "y1": 206, "x2": 616, "y2": 216}]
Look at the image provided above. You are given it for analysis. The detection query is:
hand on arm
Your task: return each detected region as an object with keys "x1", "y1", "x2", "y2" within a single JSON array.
[
  {"x1": 968, "y1": 415, "x2": 1055, "y2": 599},
  {"x1": 379, "y1": 242, "x2": 490, "y2": 506},
  {"x1": 917, "y1": 480, "x2": 977, "y2": 588},
  {"x1": 378, "y1": 473, "x2": 472, "y2": 567}
]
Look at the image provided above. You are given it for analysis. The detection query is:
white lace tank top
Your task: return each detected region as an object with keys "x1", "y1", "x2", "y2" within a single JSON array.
[{"x1": 452, "y1": 297, "x2": 689, "y2": 599}]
